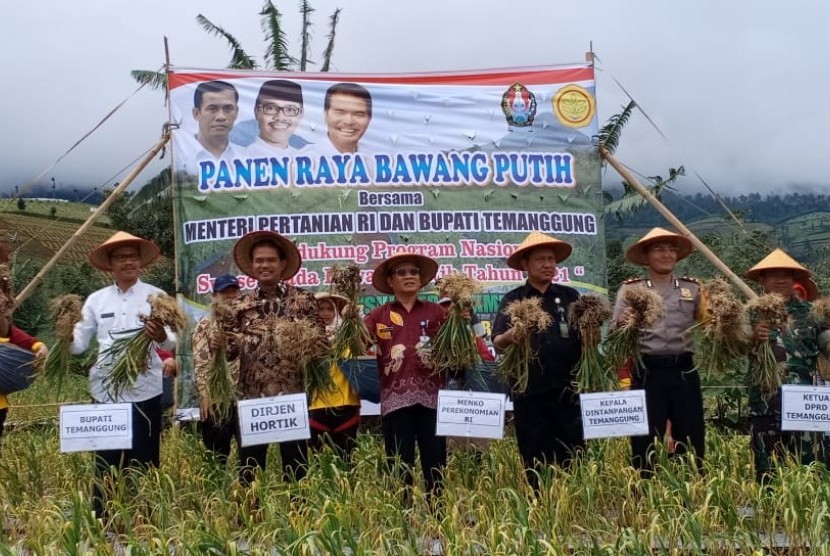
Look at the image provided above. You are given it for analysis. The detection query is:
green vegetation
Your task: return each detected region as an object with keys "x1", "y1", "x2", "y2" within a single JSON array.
[{"x1": 2, "y1": 412, "x2": 829, "y2": 553}]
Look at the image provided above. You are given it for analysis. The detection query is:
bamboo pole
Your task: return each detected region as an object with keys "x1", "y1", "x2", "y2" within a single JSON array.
[
  {"x1": 600, "y1": 147, "x2": 758, "y2": 300},
  {"x1": 15, "y1": 133, "x2": 171, "y2": 304}
]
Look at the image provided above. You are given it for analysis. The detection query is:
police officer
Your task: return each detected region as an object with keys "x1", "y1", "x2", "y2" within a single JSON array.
[
  {"x1": 746, "y1": 248, "x2": 830, "y2": 483},
  {"x1": 613, "y1": 227, "x2": 706, "y2": 475}
]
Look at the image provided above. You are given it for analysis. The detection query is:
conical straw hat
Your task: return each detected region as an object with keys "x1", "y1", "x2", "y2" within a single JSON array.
[
  {"x1": 793, "y1": 278, "x2": 818, "y2": 301},
  {"x1": 314, "y1": 291, "x2": 349, "y2": 312},
  {"x1": 745, "y1": 248, "x2": 811, "y2": 282},
  {"x1": 233, "y1": 231, "x2": 301, "y2": 280},
  {"x1": 506, "y1": 231, "x2": 572, "y2": 270},
  {"x1": 88, "y1": 231, "x2": 160, "y2": 271},
  {"x1": 625, "y1": 227, "x2": 693, "y2": 265},
  {"x1": 372, "y1": 253, "x2": 438, "y2": 294}
]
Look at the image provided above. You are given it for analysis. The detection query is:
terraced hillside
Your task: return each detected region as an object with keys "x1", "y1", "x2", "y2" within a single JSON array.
[{"x1": 0, "y1": 211, "x2": 113, "y2": 263}]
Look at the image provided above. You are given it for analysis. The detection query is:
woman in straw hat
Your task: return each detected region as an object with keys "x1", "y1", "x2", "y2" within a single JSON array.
[
  {"x1": 70, "y1": 231, "x2": 177, "y2": 518},
  {"x1": 364, "y1": 253, "x2": 447, "y2": 510},
  {"x1": 308, "y1": 292, "x2": 361, "y2": 459},
  {"x1": 612, "y1": 227, "x2": 706, "y2": 476},
  {"x1": 491, "y1": 231, "x2": 584, "y2": 493},
  {"x1": 745, "y1": 248, "x2": 830, "y2": 483},
  {"x1": 210, "y1": 230, "x2": 321, "y2": 487},
  {"x1": 0, "y1": 243, "x2": 48, "y2": 446}
]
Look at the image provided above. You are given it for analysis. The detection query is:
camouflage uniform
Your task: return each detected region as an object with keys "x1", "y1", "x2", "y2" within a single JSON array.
[{"x1": 748, "y1": 296, "x2": 824, "y2": 483}]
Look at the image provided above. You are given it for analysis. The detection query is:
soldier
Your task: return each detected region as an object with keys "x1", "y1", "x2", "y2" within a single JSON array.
[
  {"x1": 746, "y1": 248, "x2": 830, "y2": 483},
  {"x1": 612, "y1": 227, "x2": 706, "y2": 475}
]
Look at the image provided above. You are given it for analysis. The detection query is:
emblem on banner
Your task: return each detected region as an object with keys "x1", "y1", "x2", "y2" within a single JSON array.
[
  {"x1": 501, "y1": 83, "x2": 537, "y2": 127},
  {"x1": 552, "y1": 84, "x2": 596, "y2": 128}
]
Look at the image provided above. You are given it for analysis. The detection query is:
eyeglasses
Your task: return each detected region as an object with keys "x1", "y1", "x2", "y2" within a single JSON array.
[
  {"x1": 258, "y1": 104, "x2": 302, "y2": 117},
  {"x1": 391, "y1": 267, "x2": 420, "y2": 277},
  {"x1": 111, "y1": 253, "x2": 141, "y2": 263},
  {"x1": 650, "y1": 245, "x2": 679, "y2": 254}
]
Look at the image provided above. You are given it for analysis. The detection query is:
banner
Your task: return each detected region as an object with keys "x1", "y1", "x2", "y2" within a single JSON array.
[{"x1": 168, "y1": 65, "x2": 605, "y2": 404}]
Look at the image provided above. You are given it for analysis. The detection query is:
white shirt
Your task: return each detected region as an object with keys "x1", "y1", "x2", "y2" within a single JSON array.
[
  {"x1": 71, "y1": 280, "x2": 177, "y2": 403},
  {"x1": 244, "y1": 136, "x2": 300, "y2": 159},
  {"x1": 174, "y1": 134, "x2": 243, "y2": 175}
]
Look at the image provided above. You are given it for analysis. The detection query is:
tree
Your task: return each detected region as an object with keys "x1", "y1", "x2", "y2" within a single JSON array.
[{"x1": 131, "y1": 1, "x2": 342, "y2": 90}]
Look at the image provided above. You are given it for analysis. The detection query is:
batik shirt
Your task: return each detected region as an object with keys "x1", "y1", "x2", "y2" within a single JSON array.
[
  {"x1": 364, "y1": 299, "x2": 446, "y2": 416},
  {"x1": 224, "y1": 284, "x2": 324, "y2": 399},
  {"x1": 192, "y1": 316, "x2": 240, "y2": 400}
]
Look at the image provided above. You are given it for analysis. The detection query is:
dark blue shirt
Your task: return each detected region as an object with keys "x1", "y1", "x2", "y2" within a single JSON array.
[{"x1": 492, "y1": 281, "x2": 582, "y2": 397}]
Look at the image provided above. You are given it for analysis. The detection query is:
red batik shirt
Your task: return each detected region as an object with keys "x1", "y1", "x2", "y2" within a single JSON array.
[{"x1": 364, "y1": 299, "x2": 446, "y2": 416}]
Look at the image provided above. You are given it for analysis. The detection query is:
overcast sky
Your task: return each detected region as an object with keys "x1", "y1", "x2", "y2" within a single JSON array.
[{"x1": 1, "y1": 0, "x2": 826, "y2": 197}]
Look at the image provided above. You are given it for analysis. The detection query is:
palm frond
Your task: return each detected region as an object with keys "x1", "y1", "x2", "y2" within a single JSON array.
[
  {"x1": 598, "y1": 100, "x2": 636, "y2": 155},
  {"x1": 603, "y1": 165, "x2": 685, "y2": 221},
  {"x1": 196, "y1": 14, "x2": 257, "y2": 69},
  {"x1": 603, "y1": 190, "x2": 648, "y2": 222},
  {"x1": 298, "y1": 0, "x2": 315, "y2": 71},
  {"x1": 320, "y1": 8, "x2": 341, "y2": 72},
  {"x1": 130, "y1": 70, "x2": 167, "y2": 91},
  {"x1": 260, "y1": 1, "x2": 296, "y2": 71}
]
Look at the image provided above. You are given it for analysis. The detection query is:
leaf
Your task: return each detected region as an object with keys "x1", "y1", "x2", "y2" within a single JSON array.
[
  {"x1": 298, "y1": 0, "x2": 314, "y2": 71},
  {"x1": 320, "y1": 8, "x2": 341, "y2": 72},
  {"x1": 130, "y1": 70, "x2": 167, "y2": 91},
  {"x1": 598, "y1": 100, "x2": 636, "y2": 155},
  {"x1": 196, "y1": 14, "x2": 258, "y2": 69},
  {"x1": 259, "y1": 1, "x2": 296, "y2": 70}
]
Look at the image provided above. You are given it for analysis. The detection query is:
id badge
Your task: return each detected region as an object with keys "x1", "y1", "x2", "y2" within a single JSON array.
[{"x1": 559, "y1": 321, "x2": 570, "y2": 339}]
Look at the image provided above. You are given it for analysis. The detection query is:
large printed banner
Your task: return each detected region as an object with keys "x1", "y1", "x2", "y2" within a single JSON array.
[{"x1": 169, "y1": 65, "x2": 606, "y2": 321}]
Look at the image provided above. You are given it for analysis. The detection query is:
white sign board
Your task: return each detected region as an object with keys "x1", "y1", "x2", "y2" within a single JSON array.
[
  {"x1": 781, "y1": 385, "x2": 830, "y2": 432},
  {"x1": 60, "y1": 403, "x2": 132, "y2": 453},
  {"x1": 436, "y1": 390, "x2": 507, "y2": 439},
  {"x1": 237, "y1": 393, "x2": 310, "y2": 447},
  {"x1": 580, "y1": 390, "x2": 649, "y2": 440}
]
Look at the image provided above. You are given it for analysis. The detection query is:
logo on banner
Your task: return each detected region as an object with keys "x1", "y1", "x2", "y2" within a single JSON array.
[
  {"x1": 501, "y1": 83, "x2": 537, "y2": 127},
  {"x1": 552, "y1": 84, "x2": 596, "y2": 129}
]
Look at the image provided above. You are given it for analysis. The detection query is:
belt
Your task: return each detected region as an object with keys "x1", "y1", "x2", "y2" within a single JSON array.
[{"x1": 640, "y1": 352, "x2": 694, "y2": 369}]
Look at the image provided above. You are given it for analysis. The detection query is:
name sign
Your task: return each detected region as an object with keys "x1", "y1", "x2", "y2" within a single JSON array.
[
  {"x1": 436, "y1": 390, "x2": 507, "y2": 439},
  {"x1": 60, "y1": 403, "x2": 132, "y2": 452},
  {"x1": 580, "y1": 390, "x2": 649, "y2": 439},
  {"x1": 237, "y1": 393, "x2": 310, "y2": 447},
  {"x1": 781, "y1": 385, "x2": 830, "y2": 432}
]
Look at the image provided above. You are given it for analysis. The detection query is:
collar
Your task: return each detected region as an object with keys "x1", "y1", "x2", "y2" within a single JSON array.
[
  {"x1": 114, "y1": 279, "x2": 142, "y2": 295},
  {"x1": 523, "y1": 280, "x2": 558, "y2": 296},
  {"x1": 255, "y1": 282, "x2": 286, "y2": 299}
]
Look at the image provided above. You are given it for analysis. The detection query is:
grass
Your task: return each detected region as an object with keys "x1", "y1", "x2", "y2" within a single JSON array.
[{"x1": 3, "y1": 394, "x2": 830, "y2": 554}]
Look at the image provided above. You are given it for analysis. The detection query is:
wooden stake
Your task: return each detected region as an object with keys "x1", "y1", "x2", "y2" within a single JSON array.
[
  {"x1": 15, "y1": 133, "x2": 171, "y2": 305},
  {"x1": 600, "y1": 147, "x2": 758, "y2": 300}
]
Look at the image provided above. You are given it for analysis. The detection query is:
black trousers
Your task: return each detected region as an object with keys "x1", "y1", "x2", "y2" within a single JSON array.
[
  {"x1": 201, "y1": 405, "x2": 239, "y2": 465},
  {"x1": 238, "y1": 438, "x2": 309, "y2": 486},
  {"x1": 93, "y1": 395, "x2": 162, "y2": 518},
  {"x1": 630, "y1": 353, "x2": 705, "y2": 475},
  {"x1": 513, "y1": 388, "x2": 584, "y2": 492},
  {"x1": 382, "y1": 404, "x2": 447, "y2": 506},
  {"x1": 309, "y1": 405, "x2": 360, "y2": 459},
  {"x1": 0, "y1": 408, "x2": 7, "y2": 445}
]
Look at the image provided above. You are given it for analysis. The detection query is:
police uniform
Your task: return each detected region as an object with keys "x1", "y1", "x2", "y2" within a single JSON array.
[{"x1": 613, "y1": 275, "x2": 707, "y2": 474}]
